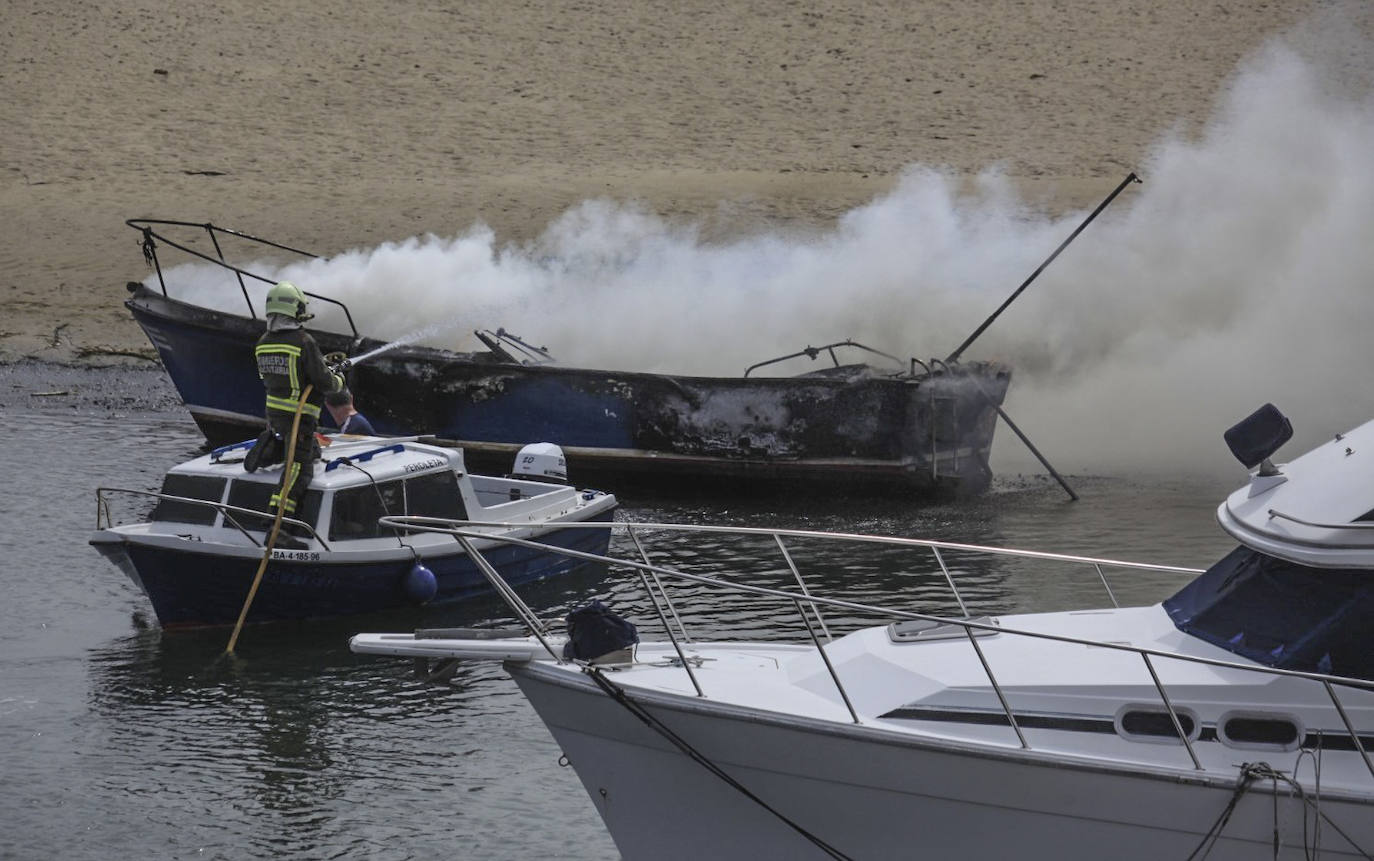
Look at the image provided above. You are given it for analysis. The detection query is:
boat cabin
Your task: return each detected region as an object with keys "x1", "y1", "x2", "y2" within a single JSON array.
[
  {"x1": 1166, "y1": 407, "x2": 1374, "y2": 682},
  {"x1": 144, "y1": 436, "x2": 583, "y2": 546}
]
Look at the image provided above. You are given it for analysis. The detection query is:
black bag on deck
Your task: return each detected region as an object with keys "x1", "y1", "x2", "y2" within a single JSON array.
[{"x1": 563, "y1": 599, "x2": 638, "y2": 663}]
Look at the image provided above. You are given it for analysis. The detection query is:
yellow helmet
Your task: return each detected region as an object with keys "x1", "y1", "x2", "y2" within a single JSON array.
[{"x1": 265, "y1": 281, "x2": 311, "y2": 320}]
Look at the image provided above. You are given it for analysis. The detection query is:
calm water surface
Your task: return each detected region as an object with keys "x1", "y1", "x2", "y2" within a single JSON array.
[{"x1": 0, "y1": 409, "x2": 1241, "y2": 859}]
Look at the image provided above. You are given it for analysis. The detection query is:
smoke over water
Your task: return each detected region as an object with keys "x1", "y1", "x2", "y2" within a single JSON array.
[{"x1": 163, "y1": 34, "x2": 1374, "y2": 478}]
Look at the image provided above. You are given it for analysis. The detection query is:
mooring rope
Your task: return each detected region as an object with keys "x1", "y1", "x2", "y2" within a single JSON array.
[
  {"x1": 1293, "y1": 745, "x2": 1323, "y2": 860},
  {"x1": 583, "y1": 666, "x2": 853, "y2": 860},
  {"x1": 1186, "y1": 761, "x2": 1372, "y2": 861}
]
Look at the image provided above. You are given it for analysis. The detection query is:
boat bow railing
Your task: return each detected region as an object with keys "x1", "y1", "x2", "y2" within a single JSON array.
[
  {"x1": 126, "y1": 218, "x2": 360, "y2": 339},
  {"x1": 743, "y1": 340, "x2": 909, "y2": 378},
  {"x1": 378, "y1": 516, "x2": 1374, "y2": 785},
  {"x1": 96, "y1": 487, "x2": 331, "y2": 551}
]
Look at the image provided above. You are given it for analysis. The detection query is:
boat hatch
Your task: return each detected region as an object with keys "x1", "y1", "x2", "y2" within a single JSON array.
[{"x1": 888, "y1": 616, "x2": 998, "y2": 643}]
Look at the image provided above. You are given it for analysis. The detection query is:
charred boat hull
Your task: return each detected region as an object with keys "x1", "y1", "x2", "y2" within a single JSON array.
[{"x1": 127, "y1": 284, "x2": 1010, "y2": 496}]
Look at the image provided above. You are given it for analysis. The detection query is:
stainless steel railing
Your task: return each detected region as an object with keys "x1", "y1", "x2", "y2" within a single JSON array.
[
  {"x1": 126, "y1": 218, "x2": 360, "y2": 338},
  {"x1": 377, "y1": 516, "x2": 1374, "y2": 783},
  {"x1": 96, "y1": 487, "x2": 331, "y2": 550}
]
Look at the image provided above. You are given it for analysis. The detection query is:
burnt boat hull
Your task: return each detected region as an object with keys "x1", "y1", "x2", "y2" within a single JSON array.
[
  {"x1": 91, "y1": 511, "x2": 614, "y2": 628},
  {"x1": 127, "y1": 285, "x2": 1010, "y2": 496}
]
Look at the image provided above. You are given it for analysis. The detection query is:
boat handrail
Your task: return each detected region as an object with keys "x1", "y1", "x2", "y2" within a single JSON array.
[
  {"x1": 385, "y1": 516, "x2": 1203, "y2": 577},
  {"x1": 1268, "y1": 508, "x2": 1374, "y2": 531},
  {"x1": 125, "y1": 218, "x2": 360, "y2": 339},
  {"x1": 377, "y1": 516, "x2": 1374, "y2": 783},
  {"x1": 324, "y1": 444, "x2": 407, "y2": 472},
  {"x1": 743, "y1": 340, "x2": 909, "y2": 378},
  {"x1": 96, "y1": 487, "x2": 332, "y2": 551}
]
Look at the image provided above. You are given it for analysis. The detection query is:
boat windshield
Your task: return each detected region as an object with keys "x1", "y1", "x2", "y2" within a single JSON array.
[
  {"x1": 329, "y1": 471, "x2": 466, "y2": 541},
  {"x1": 225, "y1": 479, "x2": 323, "y2": 531},
  {"x1": 1163, "y1": 546, "x2": 1374, "y2": 682},
  {"x1": 150, "y1": 474, "x2": 227, "y2": 525}
]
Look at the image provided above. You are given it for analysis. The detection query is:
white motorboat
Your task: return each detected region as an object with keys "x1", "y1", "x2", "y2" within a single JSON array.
[
  {"x1": 350, "y1": 405, "x2": 1373, "y2": 860},
  {"x1": 92, "y1": 436, "x2": 616, "y2": 627}
]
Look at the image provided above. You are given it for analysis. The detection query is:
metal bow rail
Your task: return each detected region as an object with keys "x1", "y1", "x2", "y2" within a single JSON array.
[
  {"x1": 125, "y1": 217, "x2": 360, "y2": 338},
  {"x1": 379, "y1": 516, "x2": 1374, "y2": 785}
]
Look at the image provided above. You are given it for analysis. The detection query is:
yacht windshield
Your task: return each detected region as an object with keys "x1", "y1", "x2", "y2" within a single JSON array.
[{"x1": 1163, "y1": 546, "x2": 1374, "y2": 682}]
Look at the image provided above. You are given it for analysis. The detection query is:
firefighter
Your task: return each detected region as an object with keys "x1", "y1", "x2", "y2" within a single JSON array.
[{"x1": 244, "y1": 281, "x2": 345, "y2": 524}]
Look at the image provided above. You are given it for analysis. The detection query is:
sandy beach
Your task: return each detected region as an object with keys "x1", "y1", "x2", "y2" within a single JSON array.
[{"x1": 4, "y1": 0, "x2": 1352, "y2": 365}]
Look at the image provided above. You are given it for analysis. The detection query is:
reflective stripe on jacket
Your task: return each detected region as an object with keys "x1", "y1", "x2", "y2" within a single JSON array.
[{"x1": 254, "y1": 328, "x2": 343, "y2": 419}]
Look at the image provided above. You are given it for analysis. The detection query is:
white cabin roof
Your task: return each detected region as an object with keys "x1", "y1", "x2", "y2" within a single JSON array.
[
  {"x1": 174, "y1": 435, "x2": 465, "y2": 489},
  {"x1": 1217, "y1": 416, "x2": 1374, "y2": 568}
]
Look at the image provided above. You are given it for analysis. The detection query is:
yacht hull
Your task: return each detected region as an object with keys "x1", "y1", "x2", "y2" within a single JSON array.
[{"x1": 510, "y1": 661, "x2": 1373, "y2": 861}]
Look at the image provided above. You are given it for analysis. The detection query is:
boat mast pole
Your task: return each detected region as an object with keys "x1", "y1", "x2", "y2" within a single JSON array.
[
  {"x1": 982, "y1": 395, "x2": 1079, "y2": 501},
  {"x1": 945, "y1": 172, "x2": 1140, "y2": 363}
]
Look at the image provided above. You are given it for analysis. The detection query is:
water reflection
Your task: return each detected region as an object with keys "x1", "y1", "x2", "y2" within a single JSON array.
[{"x1": 84, "y1": 605, "x2": 608, "y2": 858}]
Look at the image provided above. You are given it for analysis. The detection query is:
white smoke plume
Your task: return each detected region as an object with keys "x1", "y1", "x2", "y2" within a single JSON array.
[{"x1": 158, "y1": 29, "x2": 1374, "y2": 478}]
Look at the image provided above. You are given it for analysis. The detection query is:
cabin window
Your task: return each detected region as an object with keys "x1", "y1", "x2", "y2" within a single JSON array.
[
  {"x1": 404, "y1": 471, "x2": 466, "y2": 520},
  {"x1": 225, "y1": 480, "x2": 322, "y2": 532},
  {"x1": 150, "y1": 475, "x2": 226, "y2": 525},
  {"x1": 330, "y1": 480, "x2": 404, "y2": 541},
  {"x1": 1163, "y1": 546, "x2": 1374, "y2": 682},
  {"x1": 1117, "y1": 708, "x2": 1197, "y2": 743},
  {"x1": 1219, "y1": 714, "x2": 1301, "y2": 750}
]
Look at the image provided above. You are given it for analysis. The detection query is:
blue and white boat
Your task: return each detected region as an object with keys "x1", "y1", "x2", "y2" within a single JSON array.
[
  {"x1": 121, "y1": 218, "x2": 1013, "y2": 499},
  {"x1": 91, "y1": 437, "x2": 617, "y2": 628}
]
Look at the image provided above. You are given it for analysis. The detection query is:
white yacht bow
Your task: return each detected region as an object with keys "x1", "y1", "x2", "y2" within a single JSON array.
[{"x1": 352, "y1": 406, "x2": 1374, "y2": 860}]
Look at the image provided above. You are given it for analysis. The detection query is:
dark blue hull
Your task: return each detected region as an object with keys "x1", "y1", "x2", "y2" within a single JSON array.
[
  {"x1": 126, "y1": 284, "x2": 1010, "y2": 496},
  {"x1": 111, "y1": 517, "x2": 613, "y2": 628}
]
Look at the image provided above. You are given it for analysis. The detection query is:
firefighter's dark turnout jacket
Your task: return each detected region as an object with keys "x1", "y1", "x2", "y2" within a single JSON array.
[{"x1": 252, "y1": 324, "x2": 344, "y2": 515}]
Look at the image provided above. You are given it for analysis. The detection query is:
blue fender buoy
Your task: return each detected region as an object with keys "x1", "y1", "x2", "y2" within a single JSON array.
[{"x1": 403, "y1": 563, "x2": 438, "y2": 604}]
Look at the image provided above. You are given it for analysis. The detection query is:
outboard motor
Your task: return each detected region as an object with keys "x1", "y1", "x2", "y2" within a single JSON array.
[{"x1": 512, "y1": 442, "x2": 568, "y2": 484}]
